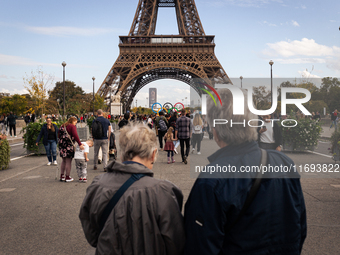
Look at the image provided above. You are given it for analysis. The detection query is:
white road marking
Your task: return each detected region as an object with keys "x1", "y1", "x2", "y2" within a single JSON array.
[
  {"x1": 0, "y1": 188, "x2": 16, "y2": 192},
  {"x1": 10, "y1": 153, "x2": 34, "y2": 161},
  {"x1": 306, "y1": 150, "x2": 333, "y2": 159},
  {"x1": 23, "y1": 175, "x2": 42, "y2": 179},
  {"x1": 0, "y1": 164, "x2": 45, "y2": 183},
  {"x1": 10, "y1": 142, "x2": 24, "y2": 147}
]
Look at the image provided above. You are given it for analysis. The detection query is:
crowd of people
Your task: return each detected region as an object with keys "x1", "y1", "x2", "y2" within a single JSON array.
[{"x1": 1, "y1": 99, "x2": 315, "y2": 254}]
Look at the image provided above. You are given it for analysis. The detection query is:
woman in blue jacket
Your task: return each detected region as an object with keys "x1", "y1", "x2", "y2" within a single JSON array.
[{"x1": 36, "y1": 117, "x2": 59, "y2": 165}]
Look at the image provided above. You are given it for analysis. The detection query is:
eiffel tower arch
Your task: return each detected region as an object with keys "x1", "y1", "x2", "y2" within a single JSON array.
[{"x1": 98, "y1": 0, "x2": 232, "y2": 112}]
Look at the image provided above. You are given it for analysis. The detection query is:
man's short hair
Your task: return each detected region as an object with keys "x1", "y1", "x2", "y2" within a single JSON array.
[
  {"x1": 207, "y1": 88, "x2": 257, "y2": 146},
  {"x1": 181, "y1": 109, "x2": 186, "y2": 114},
  {"x1": 159, "y1": 111, "x2": 165, "y2": 116},
  {"x1": 97, "y1": 109, "x2": 103, "y2": 115}
]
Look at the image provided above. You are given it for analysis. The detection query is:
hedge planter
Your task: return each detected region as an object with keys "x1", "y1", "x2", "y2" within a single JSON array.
[
  {"x1": 281, "y1": 114, "x2": 321, "y2": 152},
  {"x1": 330, "y1": 131, "x2": 340, "y2": 162},
  {"x1": 27, "y1": 143, "x2": 46, "y2": 155},
  {"x1": 283, "y1": 142, "x2": 294, "y2": 151},
  {"x1": 0, "y1": 139, "x2": 10, "y2": 170}
]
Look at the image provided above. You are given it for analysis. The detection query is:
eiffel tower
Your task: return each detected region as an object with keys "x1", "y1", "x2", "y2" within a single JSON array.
[{"x1": 98, "y1": 0, "x2": 232, "y2": 112}]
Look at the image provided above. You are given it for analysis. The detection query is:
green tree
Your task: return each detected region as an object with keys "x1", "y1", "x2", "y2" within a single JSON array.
[
  {"x1": 23, "y1": 67, "x2": 54, "y2": 116},
  {"x1": 0, "y1": 94, "x2": 27, "y2": 115},
  {"x1": 49, "y1": 80, "x2": 85, "y2": 115}
]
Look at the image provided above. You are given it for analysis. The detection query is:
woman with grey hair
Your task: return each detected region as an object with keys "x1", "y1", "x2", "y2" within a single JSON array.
[{"x1": 79, "y1": 123, "x2": 185, "y2": 255}]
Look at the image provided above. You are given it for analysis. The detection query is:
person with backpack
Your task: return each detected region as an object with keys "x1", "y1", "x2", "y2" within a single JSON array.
[
  {"x1": 155, "y1": 111, "x2": 168, "y2": 151},
  {"x1": 92, "y1": 109, "x2": 111, "y2": 171},
  {"x1": 330, "y1": 109, "x2": 338, "y2": 130},
  {"x1": 191, "y1": 113, "x2": 204, "y2": 155}
]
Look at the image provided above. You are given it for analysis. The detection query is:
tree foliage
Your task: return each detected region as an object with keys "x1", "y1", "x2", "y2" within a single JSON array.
[
  {"x1": 23, "y1": 67, "x2": 54, "y2": 116},
  {"x1": 0, "y1": 94, "x2": 27, "y2": 115}
]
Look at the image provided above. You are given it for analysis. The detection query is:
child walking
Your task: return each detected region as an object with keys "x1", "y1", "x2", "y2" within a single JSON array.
[
  {"x1": 74, "y1": 140, "x2": 93, "y2": 183},
  {"x1": 164, "y1": 127, "x2": 176, "y2": 164}
]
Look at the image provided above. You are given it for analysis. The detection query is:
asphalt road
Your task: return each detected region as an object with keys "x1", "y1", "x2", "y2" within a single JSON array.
[{"x1": 0, "y1": 138, "x2": 339, "y2": 254}]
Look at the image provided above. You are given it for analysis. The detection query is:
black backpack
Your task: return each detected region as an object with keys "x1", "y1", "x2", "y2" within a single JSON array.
[
  {"x1": 158, "y1": 118, "x2": 167, "y2": 132},
  {"x1": 92, "y1": 119, "x2": 104, "y2": 139}
]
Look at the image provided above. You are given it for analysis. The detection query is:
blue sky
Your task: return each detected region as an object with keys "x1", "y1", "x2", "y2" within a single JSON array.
[{"x1": 0, "y1": 0, "x2": 339, "y2": 107}]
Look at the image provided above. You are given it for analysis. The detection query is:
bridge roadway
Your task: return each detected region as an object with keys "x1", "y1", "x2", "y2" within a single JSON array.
[{"x1": 0, "y1": 133, "x2": 339, "y2": 254}]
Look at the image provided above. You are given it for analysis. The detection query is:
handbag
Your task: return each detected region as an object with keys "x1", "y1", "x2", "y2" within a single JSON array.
[{"x1": 64, "y1": 126, "x2": 77, "y2": 151}]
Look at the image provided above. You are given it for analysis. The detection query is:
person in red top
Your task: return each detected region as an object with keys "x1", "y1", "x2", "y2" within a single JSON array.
[{"x1": 58, "y1": 116, "x2": 84, "y2": 182}]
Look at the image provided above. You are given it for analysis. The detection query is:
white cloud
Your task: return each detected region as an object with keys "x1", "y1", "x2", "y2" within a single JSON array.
[
  {"x1": 0, "y1": 88, "x2": 28, "y2": 95},
  {"x1": 291, "y1": 20, "x2": 300, "y2": 27},
  {"x1": 264, "y1": 38, "x2": 337, "y2": 57},
  {"x1": 301, "y1": 5, "x2": 306, "y2": 9},
  {"x1": 260, "y1": 21, "x2": 277, "y2": 27},
  {"x1": 25, "y1": 26, "x2": 119, "y2": 37},
  {"x1": 0, "y1": 53, "x2": 58, "y2": 67},
  {"x1": 0, "y1": 75, "x2": 8, "y2": 79},
  {"x1": 262, "y1": 38, "x2": 340, "y2": 72},
  {"x1": 275, "y1": 58, "x2": 326, "y2": 64},
  {"x1": 298, "y1": 69, "x2": 321, "y2": 78}
]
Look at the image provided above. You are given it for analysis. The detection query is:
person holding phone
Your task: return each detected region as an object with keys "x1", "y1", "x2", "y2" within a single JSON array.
[{"x1": 257, "y1": 114, "x2": 283, "y2": 151}]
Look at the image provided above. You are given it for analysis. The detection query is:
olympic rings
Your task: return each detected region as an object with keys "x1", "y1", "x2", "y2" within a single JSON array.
[
  {"x1": 152, "y1": 102, "x2": 185, "y2": 114},
  {"x1": 174, "y1": 102, "x2": 185, "y2": 110}
]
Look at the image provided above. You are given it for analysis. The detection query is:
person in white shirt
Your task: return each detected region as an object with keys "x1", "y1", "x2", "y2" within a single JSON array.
[
  {"x1": 191, "y1": 113, "x2": 204, "y2": 154},
  {"x1": 74, "y1": 140, "x2": 94, "y2": 182},
  {"x1": 257, "y1": 114, "x2": 283, "y2": 151}
]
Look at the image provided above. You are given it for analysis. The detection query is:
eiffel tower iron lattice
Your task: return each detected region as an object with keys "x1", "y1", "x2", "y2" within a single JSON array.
[{"x1": 98, "y1": 0, "x2": 232, "y2": 112}]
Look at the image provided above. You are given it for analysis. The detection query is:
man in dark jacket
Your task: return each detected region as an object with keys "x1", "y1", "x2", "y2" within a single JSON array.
[
  {"x1": 24, "y1": 113, "x2": 31, "y2": 126},
  {"x1": 257, "y1": 114, "x2": 283, "y2": 151},
  {"x1": 184, "y1": 88, "x2": 306, "y2": 255},
  {"x1": 118, "y1": 112, "x2": 130, "y2": 129},
  {"x1": 7, "y1": 112, "x2": 18, "y2": 137}
]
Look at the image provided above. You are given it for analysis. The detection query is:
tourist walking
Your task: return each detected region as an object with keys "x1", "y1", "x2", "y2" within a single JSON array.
[
  {"x1": 58, "y1": 116, "x2": 84, "y2": 182},
  {"x1": 31, "y1": 113, "x2": 36, "y2": 123},
  {"x1": 0, "y1": 114, "x2": 5, "y2": 135},
  {"x1": 330, "y1": 109, "x2": 338, "y2": 130},
  {"x1": 92, "y1": 109, "x2": 111, "y2": 171},
  {"x1": 191, "y1": 113, "x2": 204, "y2": 154},
  {"x1": 24, "y1": 113, "x2": 31, "y2": 126},
  {"x1": 79, "y1": 123, "x2": 185, "y2": 255},
  {"x1": 36, "y1": 117, "x2": 59, "y2": 165},
  {"x1": 175, "y1": 109, "x2": 191, "y2": 164},
  {"x1": 164, "y1": 127, "x2": 176, "y2": 163},
  {"x1": 184, "y1": 88, "x2": 306, "y2": 255},
  {"x1": 7, "y1": 112, "x2": 18, "y2": 137},
  {"x1": 155, "y1": 111, "x2": 168, "y2": 150}
]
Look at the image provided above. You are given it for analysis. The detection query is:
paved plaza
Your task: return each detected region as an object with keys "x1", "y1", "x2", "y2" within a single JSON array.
[{"x1": 0, "y1": 126, "x2": 339, "y2": 254}]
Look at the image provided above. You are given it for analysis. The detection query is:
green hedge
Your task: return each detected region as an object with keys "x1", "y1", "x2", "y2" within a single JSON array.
[{"x1": 0, "y1": 139, "x2": 10, "y2": 170}]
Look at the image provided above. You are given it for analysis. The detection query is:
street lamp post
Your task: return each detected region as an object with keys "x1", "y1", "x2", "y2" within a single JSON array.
[
  {"x1": 146, "y1": 97, "x2": 148, "y2": 108},
  {"x1": 92, "y1": 77, "x2": 95, "y2": 116},
  {"x1": 269, "y1": 60, "x2": 274, "y2": 103},
  {"x1": 240, "y1": 76, "x2": 243, "y2": 88},
  {"x1": 61, "y1": 61, "x2": 66, "y2": 118}
]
